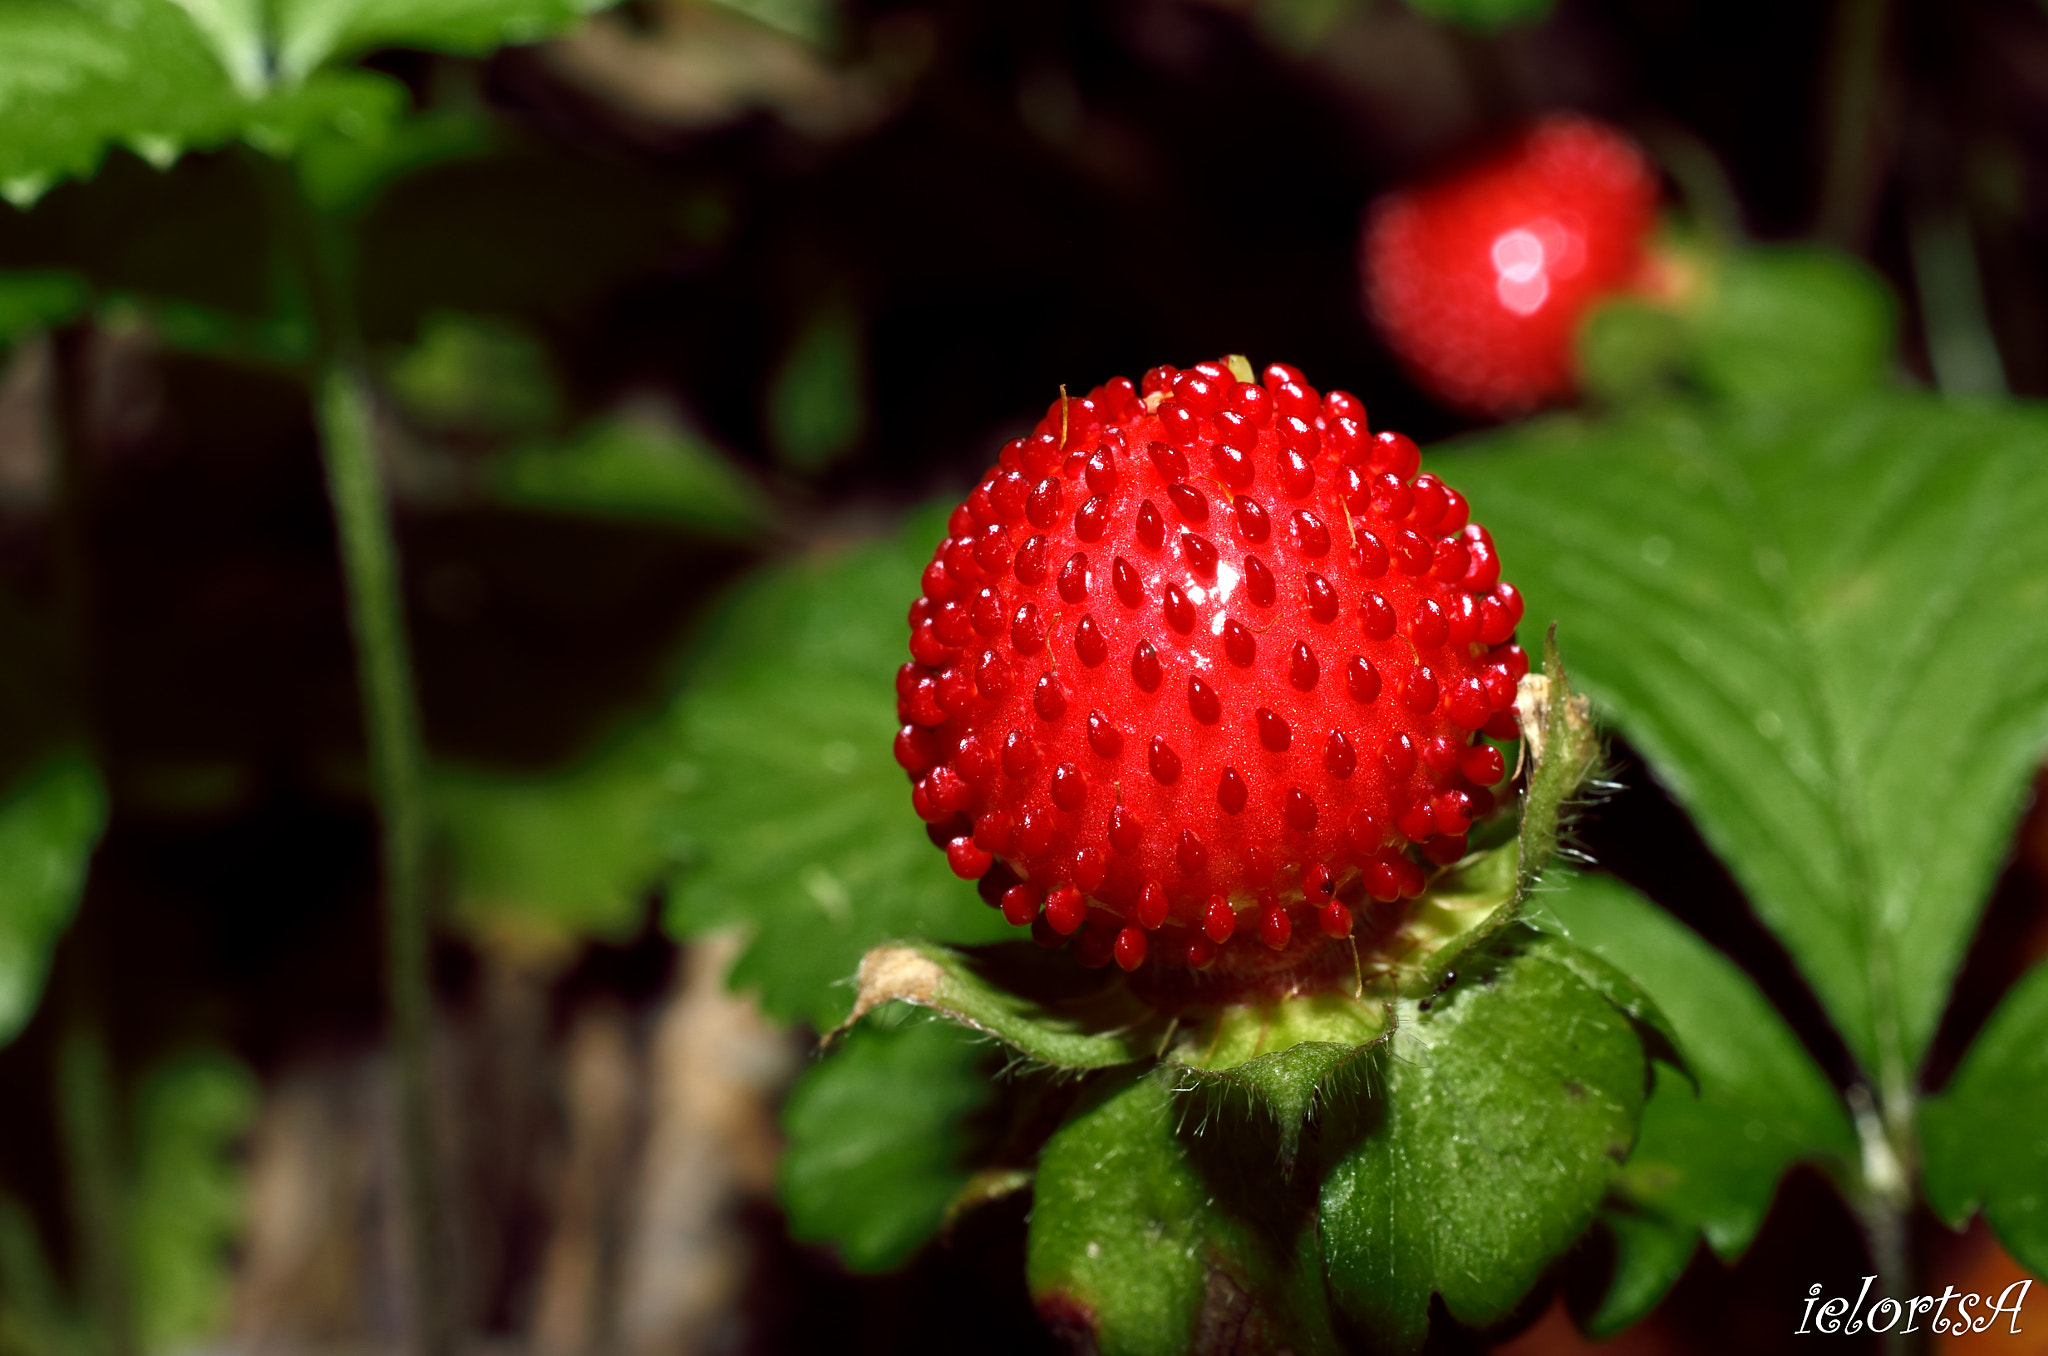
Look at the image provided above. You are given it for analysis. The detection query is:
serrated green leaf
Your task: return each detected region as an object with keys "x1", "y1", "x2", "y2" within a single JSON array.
[
  {"x1": 491, "y1": 414, "x2": 769, "y2": 537},
  {"x1": 0, "y1": 0, "x2": 585, "y2": 205},
  {"x1": 1449, "y1": 396, "x2": 2048, "y2": 1100},
  {"x1": 0, "y1": 754, "x2": 107, "y2": 1046},
  {"x1": 270, "y1": 0, "x2": 605, "y2": 82},
  {"x1": 780, "y1": 1003, "x2": 999, "y2": 1272},
  {"x1": 1028, "y1": 1068, "x2": 1342, "y2": 1356},
  {"x1": 1921, "y1": 960, "x2": 2048, "y2": 1278},
  {"x1": 844, "y1": 940, "x2": 1162, "y2": 1069},
  {"x1": 663, "y1": 508, "x2": 1015, "y2": 1030},
  {"x1": 1578, "y1": 1205, "x2": 1696, "y2": 1337},
  {"x1": 1318, "y1": 929, "x2": 1649, "y2": 1354},
  {"x1": 1540, "y1": 870, "x2": 1854, "y2": 1262},
  {"x1": 0, "y1": 0, "x2": 251, "y2": 201},
  {"x1": 128, "y1": 1049, "x2": 258, "y2": 1351}
]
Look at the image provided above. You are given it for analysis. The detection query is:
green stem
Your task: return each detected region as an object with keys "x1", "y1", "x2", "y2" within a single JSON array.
[
  {"x1": 56, "y1": 1015, "x2": 131, "y2": 1356},
  {"x1": 314, "y1": 366, "x2": 452, "y2": 1356},
  {"x1": 1848, "y1": 1083, "x2": 1925, "y2": 1356},
  {"x1": 1817, "y1": 0, "x2": 1894, "y2": 248},
  {"x1": 254, "y1": 143, "x2": 452, "y2": 1356}
]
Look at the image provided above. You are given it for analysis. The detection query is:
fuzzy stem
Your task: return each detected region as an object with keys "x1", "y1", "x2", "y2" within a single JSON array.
[
  {"x1": 315, "y1": 367, "x2": 452, "y2": 1356},
  {"x1": 1848, "y1": 1083, "x2": 1925, "y2": 1355}
]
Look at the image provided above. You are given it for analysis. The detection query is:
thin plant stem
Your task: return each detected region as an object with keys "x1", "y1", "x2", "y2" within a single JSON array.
[
  {"x1": 56, "y1": 1013, "x2": 131, "y2": 1356},
  {"x1": 314, "y1": 365, "x2": 453, "y2": 1356},
  {"x1": 1817, "y1": 0, "x2": 1894, "y2": 248}
]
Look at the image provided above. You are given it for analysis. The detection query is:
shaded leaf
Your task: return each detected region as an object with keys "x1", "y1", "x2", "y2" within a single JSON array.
[
  {"x1": 0, "y1": 754, "x2": 107, "y2": 1046},
  {"x1": 388, "y1": 309, "x2": 560, "y2": 437},
  {"x1": 1318, "y1": 928, "x2": 1650, "y2": 1354},
  {"x1": 1540, "y1": 870, "x2": 1855, "y2": 1261},
  {"x1": 433, "y1": 733, "x2": 678, "y2": 946},
  {"x1": 780, "y1": 1003, "x2": 999, "y2": 1272},
  {"x1": 1449, "y1": 395, "x2": 2048, "y2": 1095},
  {"x1": 491, "y1": 412, "x2": 768, "y2": 537},
  {"x1": 272, "y1": 0, "x2": 606, "y2": 82},
  {"x1": 0, "y1": 271, "x2": 88, "y2": 345},
  {"x1": 1922, "y1": 959, "x2": 2048, "y2": 1278},
  {"x1": 129, "y1": 1049, "x2": 258, "y2": 1351},
  {"x1": 663, "y1": 507, "x2": 1015, "y2": 1030},
  {"x1": 1401, "y1": 0, "x2": 1552, "y2": 32},
  {"x1": 845, "y1": 941, "x2": 1161, "y2": 1070},
  {"x1": 1577, "y1": 1205, "x2": 1696, "y2": 1338},
  {"x1": 766, "y1": 295, "x2": 864, "y2": 472},
  {"x1": 1027, "y1": 1068, "x2": 1342, "y2": 1356},
  {"x1": 1688, "y1": 248, "x2": 1896, "y2": 406}
]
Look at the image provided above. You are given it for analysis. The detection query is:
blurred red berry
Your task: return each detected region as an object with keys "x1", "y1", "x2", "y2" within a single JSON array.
[{"x1": 1362, "y1": 115, "x2": 1660, "y2": 416}]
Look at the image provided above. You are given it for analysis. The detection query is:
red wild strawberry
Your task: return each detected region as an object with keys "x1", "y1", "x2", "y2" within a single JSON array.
[
  {"x1": 1361, "y1": 115, "x2": 1659, "y2": 416},
  {"x1": 897, "y1": 359, "x2": 1525, "y2": 996}
]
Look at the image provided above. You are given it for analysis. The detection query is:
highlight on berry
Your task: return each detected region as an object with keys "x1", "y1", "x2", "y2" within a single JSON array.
[{"x1": 894, "y1": 357, "x2": 1526, "y2": 989}]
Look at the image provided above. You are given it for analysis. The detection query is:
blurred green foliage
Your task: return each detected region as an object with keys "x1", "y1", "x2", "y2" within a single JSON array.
[
  {"x1": 490, "y1": 414, "x2": 769, "y2": 535},
  {"x1": 767, "y1": 295, "x2": 866, "y2": 473},
  {"x1": 0, "y1": 755, "x2": 106, "y2": 1048},
  {"x1": 1579, "y1": 244, "x2": 1896, "y2": 407},
  {"x1": 0, "y1": 271, "x2": 86, "y2": 346},
  {"x1": 387, "y1": 311, "x2": 562, "y2": 437},
  {"x1": 1923, "y1": 961, "x2": 2048, "y2": 1277},
  {"x1": 128, "y1": 1051, "x2": 260, "y2": 1352}
]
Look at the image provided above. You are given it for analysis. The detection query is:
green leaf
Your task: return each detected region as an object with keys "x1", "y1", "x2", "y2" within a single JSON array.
[
  {"x1": 844, "y1": 941, "x2": 1162, "y2": 1070},
  {"x1": 0, "y1": 1194, "x2": 85, "y2": 1355},
  {"x1": 1401, "y1": 0, "x2": 1552, "y2": 32},
  {"x1": 491, "y1": 413, "x2": 769, "y2": 537},
  {"x1": 766, "y1": 295, "x2": 865, "y2": 472},
  {"x1": 433, "y1": 733, "x2": 679, "y2": 946},
  {"x1": 780, "y1": 1003, "x2": 999, "y2": 1272},
  {"x1": 1688, "y1": 248, "x2": 1896, "y2": 406},
  {"x1": 1922, "y1": 959, "x2": 2048, "y2": 1278},
  {"x1": 1028, "y1": 1068, "x2": 1343, "y2": 1356},
  {"x1": 663, "y1": 507, "x2": 1015, "y2": 1030},
  {"x1": 1318, "y1": 928, "x2": 1650, "y2": 1354},
  {"x1": 1448, "y1": 395, "x2": 2048, "y2": 1095},
  {"x1": 0, "y1": 754, "x2": 107, "y2": 1046},
  {"x1": 1540, "y1": 870, "x2": 1855, "y2": 1261},
  {"x1": 1578, "y1": 1205, "x2": 1696, "y2": 1338},
  {"x1": 0, "y1": 271, "x2": 89, "y2": 345},
  {"x1": 388, "y1": 310, "x2": 561, "y2": 436},
  {"x1": 271, "y1": 0, "x2": 605, "y2": 82},
  {"x1": 128, "y1": 1049, "x2": 258, "y2": 1351},
  {"x1": 0, "y1": 0, "x2": 593, "y2": 205},
  {"x1": 0, "y1": 0, "x2": 254, "y2": 203}
]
